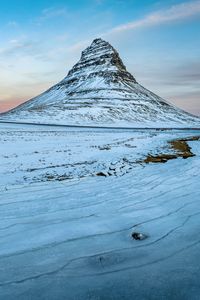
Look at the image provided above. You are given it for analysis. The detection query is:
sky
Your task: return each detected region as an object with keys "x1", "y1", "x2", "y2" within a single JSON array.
[{"x1": 0, "y1": 0, "x2": 200, "y2": 115}]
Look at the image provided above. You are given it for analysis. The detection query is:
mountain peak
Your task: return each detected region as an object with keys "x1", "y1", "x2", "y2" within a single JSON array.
[
  {"x1": 2, "y1": 38, "x2": 200, "y2": 128},
  {"x1": 91, "y1": 37, "x2": 109, "y2": 45},
  {"x1": 89, "y1": 38, "x2": 114, "y2": 53},
  {"x1": 80, "y1": 37, "x2": 116, "y2": 62},
  {"x1": 64, "y1": 38, "x2": 136, "y2": 83}
]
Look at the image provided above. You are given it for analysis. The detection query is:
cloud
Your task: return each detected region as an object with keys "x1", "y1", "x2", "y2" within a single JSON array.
[
  {"x1": 132, "y1": 58, "x2": 200, "y2": 99},
  {"x1": 147, "y1": 60, "x2": 200, "y2": 87},
  {"x1": 127, "y1": 57, "x2": 200, "y2": 116},
  {"x1": 67, "y1": 1, "x2": 200, "y2": 57},
  {"x1": 67, "y1": 40, "x2": 90, "y2": 53},
  {"x1": 166, "y1": 62, "x2": 200, "y2": 86},
  {"x1": 1, "y1": 1, "x2": 199, "y2": 114},
  {"x1": 0, "y1": 38, "x2": 50, "y2": 62},
  {"x1": 169, "y1": 91, "x2": 200, "y2": 116},
  {"x1": 104, "y1": 0, "x2": 200, "y2": 36},
  {"x1": 0, "y1": 39, "x2": 35, "y2": 57},
  {"x1": 38, "y1": 7, "x2": 69, "y2": 23},
  {"x1": 7, "y1": 21, "x2": 18, "y2": 28}
]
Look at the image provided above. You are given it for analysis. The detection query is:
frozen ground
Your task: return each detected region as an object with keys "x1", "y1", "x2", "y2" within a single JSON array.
[{"x1": 0, "y1": 122, "x2": 200, "y2": 299}]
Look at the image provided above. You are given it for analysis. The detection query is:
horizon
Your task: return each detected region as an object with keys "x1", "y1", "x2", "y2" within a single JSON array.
[{"x1": 0, "y1": 0, "x2": 200, "y2": 116}]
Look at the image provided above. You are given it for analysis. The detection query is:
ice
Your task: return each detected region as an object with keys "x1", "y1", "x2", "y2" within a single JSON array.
[{"x1": 0, "y1": 122, "x2": 200, "y2": 299}]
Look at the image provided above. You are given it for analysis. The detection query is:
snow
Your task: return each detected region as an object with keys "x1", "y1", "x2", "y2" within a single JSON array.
[
  {"x1": 0, "y1": 122, "x2": 200, "y2": 299},
  {"x1": 1, "y1": 122, "x2": 199, "y2": 188}
]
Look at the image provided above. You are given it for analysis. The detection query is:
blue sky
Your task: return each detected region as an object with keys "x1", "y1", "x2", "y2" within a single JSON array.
[{"x1": 0, "y1": 0, "x2": 200, "y2": 115}]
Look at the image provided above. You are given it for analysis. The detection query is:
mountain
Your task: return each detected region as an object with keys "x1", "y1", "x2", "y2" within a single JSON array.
[{"x1": 1, "y1": 38, "x2": 200, "y2": 127}]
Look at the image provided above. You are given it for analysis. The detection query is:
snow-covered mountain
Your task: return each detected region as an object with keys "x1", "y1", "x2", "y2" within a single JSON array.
[{"x1": 1, "y1": 38, "x2": 200, "y2": 127}]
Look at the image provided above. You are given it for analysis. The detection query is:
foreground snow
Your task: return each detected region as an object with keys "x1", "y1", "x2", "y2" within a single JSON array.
[{"x1": 0, "y1": 122, "x2": 200, "y2": 299}]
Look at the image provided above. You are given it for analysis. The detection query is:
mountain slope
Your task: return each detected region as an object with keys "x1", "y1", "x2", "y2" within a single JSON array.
[{"x1": 1, "y1": 38, "x2": 200, "y2": 127}]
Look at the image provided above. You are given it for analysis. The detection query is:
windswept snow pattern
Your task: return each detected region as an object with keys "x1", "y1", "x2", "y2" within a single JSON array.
[
  {"x1": 0, "y1": 122, "x2": 200, "y2": 299},
  {"x1": 1, "y1": 38, "x2": 200, "y2": 127}
]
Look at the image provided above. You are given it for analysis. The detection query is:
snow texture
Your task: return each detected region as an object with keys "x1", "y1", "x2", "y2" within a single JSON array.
[{"x1": 0, "y1": 122, "x2": 200, "y2": 299}]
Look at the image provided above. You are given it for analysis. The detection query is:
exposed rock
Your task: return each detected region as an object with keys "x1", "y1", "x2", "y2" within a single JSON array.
[
  {"x1": 132, "y1": 232, "x2": 148, "y2": 241},
  {"x1": 144, "y1": 136, "x2": 199, "y2": 164},
  {"x1": 96, "y1": 171, "x2": 108, "y2": 177}
]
